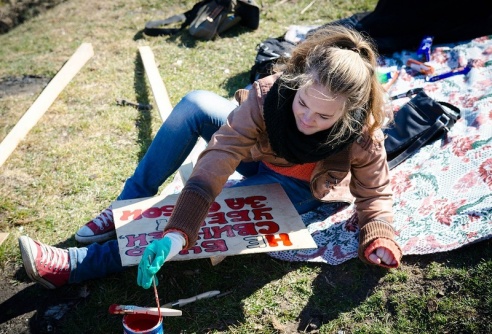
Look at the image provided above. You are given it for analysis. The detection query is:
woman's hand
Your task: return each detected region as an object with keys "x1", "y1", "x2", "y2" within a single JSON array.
[
  {"x1": 137, "y1": 232, "x2": 186, "y2": 289},
  {"x1": 368, "y1": 246, "x2": 397, "y2": 267},
  {"x1": 137, "y1": 236, "x2": 173, "y2": 289}
]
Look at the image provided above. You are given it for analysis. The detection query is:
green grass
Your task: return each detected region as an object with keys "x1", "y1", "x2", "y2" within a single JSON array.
[{"x1": 1, "y1": 0, "x2": 492, "y2": 333}]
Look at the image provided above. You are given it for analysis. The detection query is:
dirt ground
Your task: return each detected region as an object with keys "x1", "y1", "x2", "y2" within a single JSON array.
[
  {"x1": 0, "y1": 3, "x2": 66, "y2": 328},
  {"x1": 0, "y1": 75, "x2": 62, "y2": 334},
  {"x1": 0, "y1": 0, "x2": 66, "y2": 34},
  {"x1": 0, "y1": 263, "x2": 53, "y2": 334},
  {"x1": 0, "y1": 75, "x2": 50, "y2": 99}
]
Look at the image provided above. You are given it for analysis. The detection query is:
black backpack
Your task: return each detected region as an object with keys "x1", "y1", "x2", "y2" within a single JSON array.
[
  {"x1": 249, "y1": 36, "x2": 296, "y2": 83},
  {"x1": 144, "y1": 0, "x2": 260, "y2": 41}
]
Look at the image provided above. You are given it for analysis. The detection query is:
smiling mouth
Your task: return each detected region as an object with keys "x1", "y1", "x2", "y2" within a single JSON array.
[{"x1": 299, "y1": 120, "x2": 312, "y2": 129}]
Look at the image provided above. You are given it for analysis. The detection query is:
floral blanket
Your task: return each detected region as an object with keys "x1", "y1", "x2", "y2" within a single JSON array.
[{"x1": 164, "y1": 35, "x2": 492, "y2": 265}]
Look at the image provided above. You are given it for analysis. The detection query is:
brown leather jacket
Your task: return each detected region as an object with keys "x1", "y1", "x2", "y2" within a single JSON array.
[{"x1": 165, "y1": 74, "x2": 401, "y2": 265}]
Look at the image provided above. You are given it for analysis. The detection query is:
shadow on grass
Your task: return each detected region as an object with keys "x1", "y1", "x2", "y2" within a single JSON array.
[
  {"x1": 133, "y1": 51, "x2": 154, "y2": 160},
  {"x1": 128, "y1": 45, "x2": 250, "y2": 161},
  {"x1": 222, "y1": 70, "x2": 252, "y2": 97},
  {"x1": 4, "y1": 238, "x2": 491, "y2": 333},
  {"x1": 132, "y1": 23, "x2": 254, "y2": 46}
]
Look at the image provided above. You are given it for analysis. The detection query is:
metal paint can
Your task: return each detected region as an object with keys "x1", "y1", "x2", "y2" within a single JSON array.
[{"x1": 122, "y1": 314, "x2": 163, "y2": 334}]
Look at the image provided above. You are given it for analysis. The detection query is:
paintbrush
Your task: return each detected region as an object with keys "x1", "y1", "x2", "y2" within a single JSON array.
[
  {"x1": 151, "y1": 258, "x2": 161, "y2": 320},
  {"x1": 108, "y1": 304, "x2": 182, "y2": 317},
  {"x1": 162, "y1": 290, "x2": 221, "y2": 308}
]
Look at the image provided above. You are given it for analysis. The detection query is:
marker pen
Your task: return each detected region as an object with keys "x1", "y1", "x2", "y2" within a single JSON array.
[{"x1": 426, "y1": 65, "x2": 471, "y2": 82}]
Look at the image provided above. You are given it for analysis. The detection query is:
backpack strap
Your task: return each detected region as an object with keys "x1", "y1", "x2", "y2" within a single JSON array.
[
  {"x1": 387, "y1": 114, "x2": 450, "y2": 169},
  {"x1": 144, "y1": 0, "x2": 212, "y2": 36},
  {"x1": 436, "y1": 101, "x2": 461, "y2": 122}
]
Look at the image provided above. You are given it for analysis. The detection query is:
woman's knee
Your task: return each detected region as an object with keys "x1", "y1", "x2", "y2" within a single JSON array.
[{"x1": 179, "y1": 90, "x2": 221, "y2": 111}]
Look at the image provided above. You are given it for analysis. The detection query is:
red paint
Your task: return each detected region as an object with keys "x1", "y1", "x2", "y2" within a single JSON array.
[
  {"x1": 224, "y1": 195, "x2": 267, "y2": 209},
  {"x1": 123, "y1": 314, "x2": 162, "y2": 334},
  {"x1": 265, "y1": 233, "x2": 293, "y2": 247},
  {"x1": 126, "y1": 317, "x2": 156, "y2": 330},
  {"x1": 108, "y1": 303, "x2": 120, "y2": 314}
]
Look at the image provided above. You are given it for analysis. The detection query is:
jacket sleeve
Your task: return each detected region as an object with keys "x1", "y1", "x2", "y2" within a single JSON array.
[
  {"x1": 164, "y1": 84, "x2": 266, "y2": 248},
  {"x1": 349, "y1": 131, "x2": 402, "y2": 266}
]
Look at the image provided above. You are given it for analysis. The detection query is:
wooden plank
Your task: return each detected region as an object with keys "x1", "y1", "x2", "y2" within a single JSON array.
[
  {"x1": 0, "y1": 233, "x2": 9, "y2": 246},
  {"x1": 137, "y1": 46, "x2": 225, "y2": 265},
  {"x1": 138, "y1": 46, "x2": 173, "y2": 121},
  {"x1": 138, "y1": 45, "x2": 204, "y2": 184},
  {"x1": 0, "y1": 43, "x2": 94, "y2": 168}
]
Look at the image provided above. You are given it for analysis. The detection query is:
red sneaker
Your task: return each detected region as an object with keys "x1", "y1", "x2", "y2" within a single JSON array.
[
  {"x1": 18, "y1": 236, "x2": 70, "y2": 289},
  {"x1": 75, "y1": 206, "x2": 115, "y2": 244}
]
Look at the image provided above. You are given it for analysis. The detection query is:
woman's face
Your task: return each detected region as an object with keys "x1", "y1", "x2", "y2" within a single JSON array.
[{"x1": 292, "y1": 83, "x2": 346, "y2": 135}]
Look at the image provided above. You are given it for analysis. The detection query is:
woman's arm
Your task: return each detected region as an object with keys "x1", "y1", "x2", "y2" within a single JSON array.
[
  {"x1": 164, "y1": 83, "x2": 267, "y2": 248},
  {"x1": 349, "y1": 131, "x2": 402, "y2": 268}
]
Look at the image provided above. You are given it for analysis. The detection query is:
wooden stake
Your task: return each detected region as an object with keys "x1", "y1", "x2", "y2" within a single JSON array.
[
  {"x1": 138, "y1": 46, "x2": 173, "y2": 121},
  {"x1": 0, "y1": 43, "x2": 94, "y2": 168},
  {"x1": 0, "y1": 233, "x2": 9, "y2": 246}
]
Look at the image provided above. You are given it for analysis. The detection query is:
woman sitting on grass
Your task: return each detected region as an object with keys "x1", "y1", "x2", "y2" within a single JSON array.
[{"x1": 18, "y1": 25, "x2": 401, "y2": 290}]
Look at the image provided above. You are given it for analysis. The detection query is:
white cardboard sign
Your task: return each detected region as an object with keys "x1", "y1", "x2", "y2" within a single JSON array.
[{"x1": 113, "y1": 184, "x2": 317, "y2": 266}]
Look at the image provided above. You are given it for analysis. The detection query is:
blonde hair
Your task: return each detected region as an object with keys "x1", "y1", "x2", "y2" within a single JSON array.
[{"x1": 273, "y1": 25, "x2": 386, "y2": 144}]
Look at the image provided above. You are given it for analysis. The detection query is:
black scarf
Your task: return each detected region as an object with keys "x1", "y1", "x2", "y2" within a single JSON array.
[{"x1": 263, "y1": 80, "x2": 365, "y2": 164}]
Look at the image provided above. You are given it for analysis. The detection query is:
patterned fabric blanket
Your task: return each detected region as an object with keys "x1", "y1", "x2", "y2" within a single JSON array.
[
  {"x1": 271, "y1": 35, "x2": 492, "y2": 264},
  {"x1": 164, "y1": 35, "x2": 492, "y2": 265}
]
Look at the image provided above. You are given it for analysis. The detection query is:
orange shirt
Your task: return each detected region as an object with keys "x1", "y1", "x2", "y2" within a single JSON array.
[{"x1": 263, "y1": 161, "x2": 316, "y2": 182}]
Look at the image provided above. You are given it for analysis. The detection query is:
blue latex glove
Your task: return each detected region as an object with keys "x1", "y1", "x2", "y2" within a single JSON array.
[{"x1": 137, "y1": 236, "x2": 172, "y2": 289}]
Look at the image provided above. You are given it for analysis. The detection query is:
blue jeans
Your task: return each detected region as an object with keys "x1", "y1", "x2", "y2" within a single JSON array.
[{"x1": 68, "y1": 90, "x2": 322, "y2": 284}]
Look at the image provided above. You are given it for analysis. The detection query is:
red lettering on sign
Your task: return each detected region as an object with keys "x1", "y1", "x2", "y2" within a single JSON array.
[
  {"x1": 227, "y1": 210, "x2": 251, "y2": 222},
  {"x1": 210, "y1": 225, "x2": 235, "y2": 239},
  {"x1": 197, "y1": 227, "x2": 213, "y2": 240},
  {"x1": 124, "y1": 231, "x2": 162, "y2": 247},
  {"x1": 179, "y1": 239, "x2": 228, "y2": 255},
  {"x1": 202, "y1": 239, "x2": 228, "y2": 252},
  {"x1": 245, "y1": 195, "x2": 267, "y2": 208},
  {"x1": 224, "y1": 195, "x2": 268, "y2": 210},
  {"x1": 252, "y1": 207, "x2": 273, "y2": 220},
  {"x1": 200, "y1": 221, "x2": 281, "y2": 239},
  {"x1": 207, "y1": 212, "x2": 227, "y2": 224},
  {"x1": 121, "y1": 205, "x2": 174, "y2": 221},
  {"x1": 125, "y1": 234, "x2": 149, "y2": 247},
  {"x1": 224, "y1": 197, "x2": 246, "y2": 210},
  {"x1": 232, "y1": 223, "x2": 258, "y2": 236},
  {"x1": 120, "y1": 209, "x2": 143, "y2": 221},
  {"x1": 179, "y1": 245, "x2": 201, "y2": 255},
  {"x1": 142, "y1": 207, "x2": 161, "y2": 218},
  {"x1": 126, "y1": 248, "x2": 145, "y2": 257},
  {"x1": 159, "y1": 205, "x2": 174, "y2": 217},
  {"x1": 265, "y1": 233, "x2": 293, "y2": 247},
  {"x1": 256, "y1": 221, "x2": 279, "y2": 234},
  {"x1": 209, "y1": 202, "x2": 221, "y2": 212}
]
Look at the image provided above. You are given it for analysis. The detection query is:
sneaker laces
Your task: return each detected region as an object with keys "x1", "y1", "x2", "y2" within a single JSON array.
[
  {"x1": 92, "y1": 207, "x2": 114, "y2": 230},
  {"x1": 39, "y1": 242, "x2": 69, "y2": 272}
]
